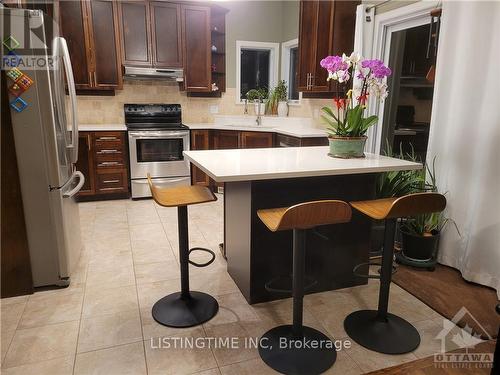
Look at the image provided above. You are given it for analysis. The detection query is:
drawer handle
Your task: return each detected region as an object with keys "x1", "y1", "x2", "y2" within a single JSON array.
[
  {"x1": 97, "y1": 149, "x2": 120, "y2": 154},
  {"x1": 97, "y1": 136, "x2": 118, "y2": 141},
  {"x1": 100, "y1": 187, "x2": 122, "y2": 191},
  {"x1": 102, "y1": 179, "x2": 120, "y2": 184},
  {"x1": 98, "y1": 161, "x2": 120, "y2": 166}
]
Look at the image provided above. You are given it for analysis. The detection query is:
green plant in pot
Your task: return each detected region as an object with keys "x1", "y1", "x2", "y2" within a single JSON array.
[
  {"x1": 320, "y1": 53, "x2": 391, "y2": 158},
  {"x1": 246, "y1": 87, "x2": 268, "y2": 116},
  {"x1": 370, "y1": 142, "x2": 425, "y2": 254},
  {"x1": 266, "y1": 80, "x2": 288, "y2": 116},
  {"x1": 399, "y1": 157, "x2": 460, "y2": 268}
]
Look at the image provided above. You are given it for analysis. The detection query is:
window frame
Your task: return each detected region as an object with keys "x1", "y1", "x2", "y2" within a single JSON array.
[
  {"x1": 236, "y1": 40, "x2": 280, "y2": 105},
  {"x1": 281, "y1": 38, "x2": 302, "y2": 105}
]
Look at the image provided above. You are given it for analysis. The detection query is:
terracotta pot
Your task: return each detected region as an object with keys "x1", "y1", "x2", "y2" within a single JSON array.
[{"x1": 328, "y1": 136, "x2": 367, "y2": 158}]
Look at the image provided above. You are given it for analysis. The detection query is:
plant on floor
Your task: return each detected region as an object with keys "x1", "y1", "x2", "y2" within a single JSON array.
[
  {"x1": 400, "y1": 157, "x2": 459, "y2": 236},
  {"x1": 376, "y1": 141, "x2": 425, "y2": 198},
  {"x1": 399, "y1": 157, "x2": 460, "y2": 264},
  {"x1": 320, "y1": 53, "x2": 392, "y2": 158}
]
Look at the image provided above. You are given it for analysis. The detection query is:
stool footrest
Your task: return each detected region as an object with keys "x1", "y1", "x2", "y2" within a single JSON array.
[
  {"x1": 188, "y1": 247, "x2": 216, "y2": 268},
  {"x1": 264, "y1": 274, "x2": 318, "y2": 294},
  {"x1": 353, "y1": 261, "x2": 397, "y2": 279}
]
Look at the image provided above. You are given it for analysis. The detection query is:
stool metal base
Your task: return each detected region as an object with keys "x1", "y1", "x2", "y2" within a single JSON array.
[
  {"x1": 344, "y1": 310, "x2": 420, "y2": 354},
  {"x1": 152, "y1": 291, "x2": 219, "y2": 328},
  {"x1": 258, "y1": 325, "x2": 337, "y2": 375}
]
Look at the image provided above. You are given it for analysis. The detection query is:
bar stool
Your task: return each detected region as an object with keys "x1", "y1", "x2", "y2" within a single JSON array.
[
  {"x1": 344, "y1": 192, "x2": 446, "y2": 354},
  {"x1": 147, "y1": 175, "x2": 219, "y2": 327},
  {"x1": 257, "y1": 200, "x2": 352, "y2": 375}
]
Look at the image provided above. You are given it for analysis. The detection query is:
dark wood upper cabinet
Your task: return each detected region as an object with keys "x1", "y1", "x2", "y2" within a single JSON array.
[
  {"x1": 298, "y1": 0, "x2": 359, "y2": 94},
  {"x1": 60, "y1": 0, "x2": 122, "y2": 91},
  {"x1": 151, "y1": 2, "x2": 183, "y2": 68},
  {"x1": 181, "y1": 4, "x2": 211, "y2": 92},
  {"x1": 119, "y1": 1, "x2": 152, "y2": 66},
  {"x1": 59, "y1": 1, "x2": 92, "y2": 89},
  {"x1": 87, "y1": 0, "x2": 122, "y2": 89}
]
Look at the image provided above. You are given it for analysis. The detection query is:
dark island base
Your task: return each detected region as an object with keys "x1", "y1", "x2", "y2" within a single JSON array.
[{"x1": 224, "y1": 173, "x2": 377, "y2": 304}]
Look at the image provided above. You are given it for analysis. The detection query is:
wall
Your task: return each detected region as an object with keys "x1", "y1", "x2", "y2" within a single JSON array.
[
  {"x1": 76, "y1": 0, "x2": 333, "y2": 127},
  {"x1": 76, "y1": 81, "x2": 330, "y2": 125},
  {"x1": 281, "y1": 0, "x2": 300, "y2": 42},
  {"x1": 224, "y1": 1, "x2": 287, "y2": 87}
]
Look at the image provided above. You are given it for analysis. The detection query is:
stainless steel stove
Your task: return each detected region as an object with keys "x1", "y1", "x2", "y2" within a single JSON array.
[{"x1": 125, "y1": 104, "x2": 190, "y2": 198}]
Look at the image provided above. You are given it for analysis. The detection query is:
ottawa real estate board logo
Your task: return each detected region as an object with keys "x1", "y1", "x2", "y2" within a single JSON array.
[{"x1": 433, "y1": 307, "x2": 494, "y2": 370}]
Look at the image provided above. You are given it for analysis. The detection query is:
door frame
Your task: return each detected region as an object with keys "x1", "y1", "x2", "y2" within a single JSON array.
[{"x1": 354, "y1": 1, "x2": 439, "y2": 154}]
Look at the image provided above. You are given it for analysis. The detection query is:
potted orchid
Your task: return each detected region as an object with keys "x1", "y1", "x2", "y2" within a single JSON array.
[{"x1": 320, "y1": 53, "x2": 391, "y2": 158}]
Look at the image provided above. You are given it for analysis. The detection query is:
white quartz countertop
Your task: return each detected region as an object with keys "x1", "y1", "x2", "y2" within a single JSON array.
[
  {"x1": 185, "y1": 123, "x2": 328, "y2": 138},
  {"x1": 184, "y1": 146, "x2": 422, "y2": 182},
  {"x1": 78, "y1": 124, "x2": 127, "y2": 131}
]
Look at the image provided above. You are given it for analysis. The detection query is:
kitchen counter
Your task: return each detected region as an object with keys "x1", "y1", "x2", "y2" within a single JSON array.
[
  {"x1": 79, "y1": 124, "x2": 127, "y2": 131},
  {"x1": 185, "y1": 119, "x2": 328, "y2": 138},
  {"x1": 184, "y1": 146, "x2": 421, "y2": 183},
  {"x1": 185, "y1": 146, "x2": 422, "y2": 304}
]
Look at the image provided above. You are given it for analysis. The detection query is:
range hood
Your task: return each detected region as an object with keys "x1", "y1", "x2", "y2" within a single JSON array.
[{"x1": 123, "y1": 66, "x2": 183, "y2": 82}]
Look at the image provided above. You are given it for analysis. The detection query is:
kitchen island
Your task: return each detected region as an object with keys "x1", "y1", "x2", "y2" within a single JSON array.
[{"x1": 184, "y1": 146, "x2": 421, "y2": 304}]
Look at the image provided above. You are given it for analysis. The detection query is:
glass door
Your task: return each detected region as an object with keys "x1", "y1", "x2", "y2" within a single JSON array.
[{"x1": 136, "y1": 138, "x2": 184, "y2": 163}]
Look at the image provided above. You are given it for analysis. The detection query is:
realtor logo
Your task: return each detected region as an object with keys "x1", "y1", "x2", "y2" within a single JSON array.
[
  {"x1": 1, "y1": 10, "x2": 59, "y2": 71},
  {"x1": 434, "y1": 307, "x2": 494, "y2": 370}
]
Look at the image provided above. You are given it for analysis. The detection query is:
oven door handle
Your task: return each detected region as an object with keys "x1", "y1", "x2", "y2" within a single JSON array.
[{"x1": 128, "y1": 131, "x2": 189, "y2": 138}]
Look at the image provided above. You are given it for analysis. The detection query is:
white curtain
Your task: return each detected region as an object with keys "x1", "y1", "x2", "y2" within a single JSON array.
[{"x1": 427, "y1": 1, "x2": 500, "y2": 298}]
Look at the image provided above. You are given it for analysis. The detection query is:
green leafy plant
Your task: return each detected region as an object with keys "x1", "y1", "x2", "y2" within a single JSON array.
[
  {"x1": 401, "y1": 157, "x2": 460, "y2": 236},
  {"x1": 246, "y1": 87, "x2": 268, "y2": 102},
  {"x1": 275, "y1": 80, "x2": 288, "y2": 101},
  {"x1": 322, "y1": 104, "x2": 378, "y2": 137},
  {"x1": 376, "y1": 141, "x2": 425, "y2": 198},
  {"x1": 266, "y1": 87, "x2": 278, "y2": 115}
]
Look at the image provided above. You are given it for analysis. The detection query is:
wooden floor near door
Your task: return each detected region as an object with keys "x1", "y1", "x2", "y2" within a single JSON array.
[
  {"x1": 393, "y1": 264, "x2": 499, "y2": 339},
  {"x1": 366, "y1": 340, "x2": 496, "y2": 375}
]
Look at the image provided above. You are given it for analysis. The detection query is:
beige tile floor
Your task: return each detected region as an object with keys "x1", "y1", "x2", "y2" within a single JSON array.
[{"x1": 0, "y1": 195, "x2": 475, "y2": 374}]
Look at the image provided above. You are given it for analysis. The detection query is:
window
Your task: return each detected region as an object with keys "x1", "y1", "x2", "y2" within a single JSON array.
[
  {"x1": 281, "y1": 38, "x2": 301, "y2": 103},
  {"x1": 236, "y1": 41, "x2": 279, "y2": 103}
]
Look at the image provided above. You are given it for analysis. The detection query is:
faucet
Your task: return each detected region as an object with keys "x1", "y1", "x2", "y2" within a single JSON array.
[
  {"x1": 244, "y1": 99, "x2": 248, "y2": 115},
  {"x1": 255, "y1": 99, "x2": 262, "y2": 126}
]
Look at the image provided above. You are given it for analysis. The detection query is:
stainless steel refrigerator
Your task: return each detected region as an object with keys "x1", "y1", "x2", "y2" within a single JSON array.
[{"x1": 2, "y1": 7, "x2": 84, "y2": 287}]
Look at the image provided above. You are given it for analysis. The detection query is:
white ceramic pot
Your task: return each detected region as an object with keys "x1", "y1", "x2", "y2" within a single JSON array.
[
  {"x1": 254, "y1": 102, "x2": 265, "y2": 115},
  {"x1": 277, "y1": 101, "x2": 288, "y2": 117}
]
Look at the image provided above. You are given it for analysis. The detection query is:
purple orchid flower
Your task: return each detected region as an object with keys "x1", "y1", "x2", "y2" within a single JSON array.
[{"x1": 320, "y1": 55, "x2": 349, "y2": 73}]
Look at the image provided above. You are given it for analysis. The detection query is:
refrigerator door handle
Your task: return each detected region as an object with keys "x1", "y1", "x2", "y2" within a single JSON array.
[
  {"x1": 62, "y1": 171, "x2": 85, "y2": 198},
  {"x1": 55, "y1": 37, "x2": 79, "y2": 164}
]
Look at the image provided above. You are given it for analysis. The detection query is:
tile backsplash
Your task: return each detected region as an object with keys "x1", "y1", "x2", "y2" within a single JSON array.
[{"x1": 76, "y1": 80, "x2": 331, "y2": 126}]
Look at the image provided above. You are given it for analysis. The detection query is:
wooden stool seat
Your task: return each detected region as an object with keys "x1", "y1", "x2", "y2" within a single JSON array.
[
  {"x1": 257, "y1": 200, "x2": 352, "y2": 232},
  {"x1": 257, "y1": 199, "x2": 352, "y2": 374},
  {"x1": 350, "y1": 192, "x2": 446, "y2": 220},
  {"x1": 148, "y1": 175, "x2": 216, "y2": 207},
  {"x1": 146, "y1": 174, "x2": 218, "y2": 328},
  {"x1": 344, "y1": 192, "x2": 447, "y2": 355}
]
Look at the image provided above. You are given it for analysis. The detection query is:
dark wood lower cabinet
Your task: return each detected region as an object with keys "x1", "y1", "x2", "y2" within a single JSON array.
[
  {"x1": 213, "y1": 130, "x2": 240, "y2": 149},
  {"x1": 190, "y1": 130, "x2": 210, "y2": 186},
  {"x1": 275, "y1": 133, "x2": 329, "y2": 147},
  {"x1": 240, "y1": 131, "x2": 274, "y2": 149},
  {"x1": 76, "y1": 131, "x2": 130, "y2": 200}
]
